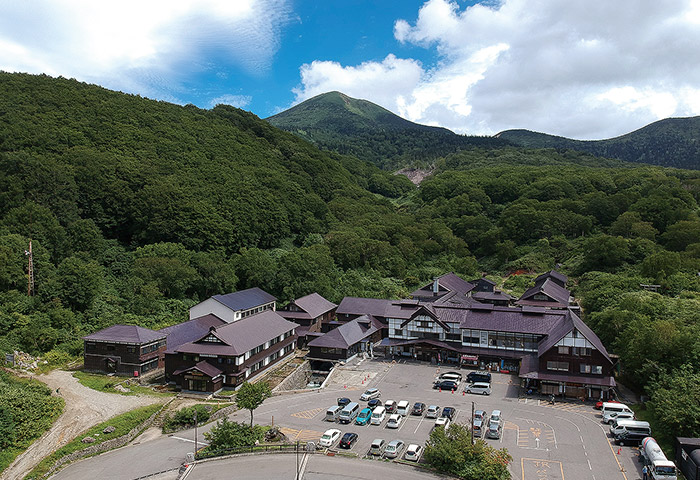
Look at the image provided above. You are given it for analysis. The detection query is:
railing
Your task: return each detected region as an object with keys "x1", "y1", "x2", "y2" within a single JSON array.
[{"x1": 195, "y1": 442, "x2": 305, "y2": 460}]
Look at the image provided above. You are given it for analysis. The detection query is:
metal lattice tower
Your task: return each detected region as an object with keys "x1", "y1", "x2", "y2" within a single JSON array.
[{"x1": 26, "y1": 240, "x2": 34, "y2": 296}]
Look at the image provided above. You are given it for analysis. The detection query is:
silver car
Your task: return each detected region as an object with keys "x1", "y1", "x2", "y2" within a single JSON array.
[
  {"x1": 360, "y1": 388, "x2": 381, "y2": 401},
  {"x1": 384, "y1": 439, "x2": 405, "y2": 458}
]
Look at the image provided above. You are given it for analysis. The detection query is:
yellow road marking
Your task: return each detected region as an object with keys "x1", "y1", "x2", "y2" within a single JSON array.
[
  {"x1": 521, "y1": 458, "x2": 565, "y2": 480},
  {"x1": 291, "y1": 407, "x2": 324, "y2": 419}
]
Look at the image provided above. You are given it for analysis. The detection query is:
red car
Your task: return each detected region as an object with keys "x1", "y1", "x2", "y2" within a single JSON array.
[{"x1": 595, "y1": 399, "x2": 620, "y2": 410}]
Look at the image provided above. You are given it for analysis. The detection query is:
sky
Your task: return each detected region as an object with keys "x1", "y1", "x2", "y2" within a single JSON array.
[{"x1": 1, "y1": 0, "x2": 700, "y2": 139}]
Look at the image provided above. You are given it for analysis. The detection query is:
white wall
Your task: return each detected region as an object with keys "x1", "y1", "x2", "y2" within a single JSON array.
[{"x1": 189, "y1": 298, "x2": 236, "y2": 323}]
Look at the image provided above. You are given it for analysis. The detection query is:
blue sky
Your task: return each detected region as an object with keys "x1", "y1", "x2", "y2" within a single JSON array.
[{"x1": 1, "y1": 0, "x2": 700, "y2": 139}]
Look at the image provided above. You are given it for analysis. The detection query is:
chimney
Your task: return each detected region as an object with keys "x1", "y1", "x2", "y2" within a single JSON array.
[{"x1": 433, "y1": 278, "x2": 439, "y2": 295}]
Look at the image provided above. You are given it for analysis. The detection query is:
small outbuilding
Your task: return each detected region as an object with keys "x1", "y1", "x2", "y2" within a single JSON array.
[{"x1": 83, "y1": 325, "x2": 166, "y2": 376}]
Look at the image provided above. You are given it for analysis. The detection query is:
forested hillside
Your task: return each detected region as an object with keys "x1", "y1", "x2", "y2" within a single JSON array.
[
  {"x1": 0, "y1": 73, "x2": 699, "y2": 442},
  {"x1": 267, "y1": 91, "x2": 510, "y2": 169},
  {"x1": 498, "y1": 116, "x2": 700, "y2": 170}
]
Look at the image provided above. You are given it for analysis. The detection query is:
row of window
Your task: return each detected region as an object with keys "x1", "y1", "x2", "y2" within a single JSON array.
[
  {"x1": 546, "y1": 361, "x2": 603, "y2": 374},
  {"x1": 240, "y1": 303, "x2": 274, "y2": 319},
  {"x1": 557, "y1": 346, "x2": 592, "y2": 356}
]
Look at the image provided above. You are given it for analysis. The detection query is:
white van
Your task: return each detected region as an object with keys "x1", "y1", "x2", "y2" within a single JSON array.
[
  {"x1": 438, "y1": 372, "x2": 462, "y2": 384},
  {"x1": 339, "y1": 402, "x2": 360, "y2": 424},
  {"x1": 602, "y1": 402, "x2": 633, "y2": 419},
  {"x1": 396, "y1": 400, "x2": 410, "y2": 416},
  {"x1": 464, "y1": 382, "x2": 491, "y2": 395},
  {"x1": 603, "y1": 410, "x2": 634, "y2": 424},
  {"x1": 371, "y1": 406, "x2": 387, "y2": 425},
  {"x1": 610, "y1": 420, "x2": 651, "y2": 437},
  {"x1": 325, "y1": 405, "x2": 342, "y2": 422}
]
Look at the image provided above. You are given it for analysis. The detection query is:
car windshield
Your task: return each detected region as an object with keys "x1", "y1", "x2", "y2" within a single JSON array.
[
  {"x1": 657, "y1": 467, "x2": 676, "y2": 474},
  {"x1": 322, "y1": 434, "x2": 331, "y2": 440},
  {"x1": 386, "y1": 445, "x2": 396, "y2": 451}
]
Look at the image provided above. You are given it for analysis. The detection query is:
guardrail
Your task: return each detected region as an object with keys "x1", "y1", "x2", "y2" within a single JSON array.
[{"x1": 195, "y1": 442, "x2": 306, "y2": 460}]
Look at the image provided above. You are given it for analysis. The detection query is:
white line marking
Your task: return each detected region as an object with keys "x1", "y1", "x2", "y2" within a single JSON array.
[
  {"x1": 587, "y1": 459, "x2": 592, "y2": 470},
  {"x1": 171, "y1": 436, "x2": 209, "y2": 446}
]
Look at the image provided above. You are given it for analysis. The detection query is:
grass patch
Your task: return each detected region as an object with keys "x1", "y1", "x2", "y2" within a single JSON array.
[
  {"x1": 24, "y1": 403, "x2": 162, "y2": 480},
  {"x1": 73, "y1": 371, "x2": 173, "y2": 397},
  {"x1": 630, "y1": 404, "x2": 675, "y2": 457}
]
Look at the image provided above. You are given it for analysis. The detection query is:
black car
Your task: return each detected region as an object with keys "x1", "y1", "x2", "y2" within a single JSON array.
[
  {"x1": 412, "y1": 402, "x2": 426, "y2": 415},
  {"x1": 337, "y1": 397, "x2": 351, "y2": 407},
  {"x1": 441, "y1": 406, "x2": 456, "y2": 420},
  {"x1": 467, "y1": 372, "x2": 492, "y2": 383},
  {"x1": 433, "y1": 380, "x2": 458, "y2": 391},
  {"x1": 339, "y1": 432, "x2": 358, "y2": 449},
  {"x1": 367, "y1": 398, "x2": 382, "y2": 409}
]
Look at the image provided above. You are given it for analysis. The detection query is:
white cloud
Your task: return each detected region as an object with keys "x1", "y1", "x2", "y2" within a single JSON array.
[
  {"x1": 0, "y1": 0, "x2": 291, "y2": 103},
  {"x1": 293, "y1": 0, "x2": 700, "y2": 139},
  {"x1": 208, "y1": 94, "x2": 252, "y2": 109}
]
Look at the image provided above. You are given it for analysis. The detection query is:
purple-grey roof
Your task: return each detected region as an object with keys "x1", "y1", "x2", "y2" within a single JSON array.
[
  {"x1": 213, "y1": 287, "x2": 276, "y2": 312},
  {"x1": 472, "y1": 290, "x2": 514, "y2": 301},
  {"x1": 281, "y1": 292, "x2": 337, "y2": 320},
  {"x1": 307, "y1": 315, "x2": 381, "y2": 350},
  {"x1": 172, "y1": 360, "x2": 223, "y2": 379},
  {"x1": 174, "y1": 310, "x2": 298, "y2": 356},
  {"x1": 159, "y1": 314, "x2": 227, "y2": 354},
  {"x1": 337, "y1": 297, "x2": 393, "y2": 318},
  {"x1": 517, "y1": 278, "x2": 571, "y2": 307},
  {"x1": 83, "y1": 325, "x2": 166, "y2": 345},
  {"x1": 410, "y1": 272, "x2": 475, "y2": 299},
  {"x1": 537, "y1": 309, "x2": 612, "y2": 362},
  {"x1": 434, "y1": 305, "x2": 566, "y2": 335},
  {"x1": 535, "y1": 270, "x2": 568, "y2": 287}
]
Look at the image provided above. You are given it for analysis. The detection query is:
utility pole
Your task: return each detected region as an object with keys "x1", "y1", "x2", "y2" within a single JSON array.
[
  {"x1": 25, "y1": 241, "x2": 34, "y2": 296},
  {"x1": 194, "y1": 409, "x2": 198, "y2": 458},
  {"x1": 471, "y1": 401, "x2": 475, "y2": 445}
]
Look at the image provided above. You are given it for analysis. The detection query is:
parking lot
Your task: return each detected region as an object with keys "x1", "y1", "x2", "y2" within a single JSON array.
[{"x1": 223, "y1": 358, "x2": 645, "y2": 480}]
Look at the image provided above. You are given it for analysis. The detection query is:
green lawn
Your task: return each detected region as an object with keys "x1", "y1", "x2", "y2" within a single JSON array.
[
  {"x1": 24, "y1": 403, "x2": 163, "y2": 480},
  {"x1": 72, "y1": 371, "x2": 173, "y2": 397}
]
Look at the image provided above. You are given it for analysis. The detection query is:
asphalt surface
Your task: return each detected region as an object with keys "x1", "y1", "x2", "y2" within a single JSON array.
[{"x1": 50, "y1": 358, "x2": 647, "y2": 480}]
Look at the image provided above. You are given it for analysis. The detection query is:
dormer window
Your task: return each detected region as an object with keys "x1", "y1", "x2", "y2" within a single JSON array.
[{"x1": 202, "y1": 334, "x2": 222, "y2": 343}]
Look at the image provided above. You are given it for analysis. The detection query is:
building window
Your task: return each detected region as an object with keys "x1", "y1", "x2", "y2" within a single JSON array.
[
  {"x1": 580, "y1": 364, "x2": 591, "y2": 374},
  {"x1": 86, "y1": 343, "x2": 96, "y2": 353},
  {"x1": 533, "y1": 293, "x2": 549, "y2": 301},
  {"x1": 558, "y1": 346, "x2": 570, "y2": 355},
  {"x1": 592, "y1": 365, "x2": 603, "y2": 374},
  {"x1": 547, "y1": 361, "x2": 569, "y2": 371},
  {"x1": 417, "y1": 320, "x2": 432, "y2": 329},
  {"x1": 106, "y1": 344, "x2": 115, "y2": 351},
  {"x1": 202, "y1": 334, "x2": 221, "y2": 343},
  {"x1": 573, "y1": 347, "x2": 591, "y2": 356}
]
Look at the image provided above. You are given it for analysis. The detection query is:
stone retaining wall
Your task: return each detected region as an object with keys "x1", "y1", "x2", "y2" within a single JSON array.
[
  {"x1": 272, "y1": 360, "x2": 310, "y2": 393},
  {"x1": 43, "y1": 399, "x2": 172, "y2": 479}
]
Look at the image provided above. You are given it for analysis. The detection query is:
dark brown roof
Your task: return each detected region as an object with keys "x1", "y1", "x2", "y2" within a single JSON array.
[
  {"x1": 83, "y1": 325, "x2": 166, "y2": 345},
  {"x1": 174, "y1": 311, "x2": 298, "y2": 356},
  {"x1": 535, "y1": 270, "x2": 568, "y2": 287},
  {"x1": 212, "y1": 287, "x2": 276, "y2": 311},
  {"x1": 280, "y1": 293, "x2": 337, "y2": 320},
  {"x1": 159, "y1": 314, "x2": 227, "y2": 354},
  {"x1": 337, "y1": 297, "x2": 393, "y2": 318},
  {"x1": 519, "y1": 354, "x2": 615, "y2": 386},
  {"x1": 173, "y1": 360, "x2": 223, "y2": 379},
  {"x1": 307, "y1": 315, "x2": 381, "y2": 350},
  {"x1": 517, "y1": 278, "x2": 571, "y2": 307}
]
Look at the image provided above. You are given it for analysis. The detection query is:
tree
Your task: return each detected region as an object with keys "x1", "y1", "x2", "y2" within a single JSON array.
[
  {"x1": 202, "y1": 417, "x2": 263, "y2": 452},
  {"x1": 648, "y1": 365, "x2": 700, "y2": 439},
  {"x1": 424, "y1": 423, "x2": 511, "y2": 480},
  {"x1": 236, "y1": 381, "x2": 271, "y2": 427}
]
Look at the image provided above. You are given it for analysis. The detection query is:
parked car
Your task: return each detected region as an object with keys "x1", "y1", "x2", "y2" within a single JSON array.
[
  {"x1": 369, "y1": 438, "x2": 386, "y2": 455},
  {"x1": 603, "y1": 410, "x2": 634, "y2": 425},
  {"x1": 441, "y1": 406, "x2": 456, "y2": 420},
  {"x1": 385, "y1": 400, "x2": 397, "y2": 413},
  {"x1": 485, "y1": 419, "x2": 502, "y2": 439},
  {"x1": 434, "y1": 416, "x2": 451, "y2": 430},
  {"x1": 384, "y1": 439, "x2": 405, "y2": 459},
  {"x1": 437, "y1": 371, "x2": 462, "y2": 385},
  {"x1": 411, "y1": 402, "x2": 426, "y2": 416},
  {"x1": 464, "y1": 382, "x2": 491, "y2": 395},
  {"x1": 356, "y1": 407, "x2": 372, "y2": 426},
  {"x1": 360, "y1": 388, "x2": 381, "y2": 401},
  {"x1": 433, "y1": 380, "x2": 458, "y2": 391},
  {"x1": 319, "y1": 429, "x2": 341, "y2": 448},
  {"x1": 490, "y1": 410, "x2": 502, "y2": 423},
  {"x1": 337, "y1": 397, "x2": 351, "y2": 407},
  {"x1": 474, "y1": 410, "x2": 486, "y2": 423},
  {"x1": 404, "y1": 444, "x2": 423, "y2": 462},
  {"x1": 396, "y1": 400, "x2": 410, "y2": 416},
  {"x1": 473, "y1": 417, "x2": 484, "y2": 438},
  {"x1": 371, "y1": 406, "x2": 387, "y2": 425},
  {"x1": 325, "y1": 405, "x2": 342, "y2": 422},
  {"x1": 595, "y1": 399, "x2": 620, "y2": 410},
  {"x1": 426, "y1": 405, "x2": 440, "y2": 418},
  {"x1": 467, "y1": 371, "x2": 492, "y2": 383},
  {"x1": 386, "y1": 413, "x2": 402, "y2": 429},
  {"x1": 367, "y1": 398, "x2": 382, "y2": 409},
  {"x1": 339, "y1": 432, "x2": 358, "y2": 449}
]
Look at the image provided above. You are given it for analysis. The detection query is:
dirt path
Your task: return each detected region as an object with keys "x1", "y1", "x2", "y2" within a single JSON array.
[{"x1": 1, "y1": 370, "x2": 163, "y2": 480}]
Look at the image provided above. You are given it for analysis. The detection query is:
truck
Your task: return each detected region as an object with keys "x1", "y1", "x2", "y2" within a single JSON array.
[{"x1": 640, "y1": 437, "x2": 678, "y2": 480}]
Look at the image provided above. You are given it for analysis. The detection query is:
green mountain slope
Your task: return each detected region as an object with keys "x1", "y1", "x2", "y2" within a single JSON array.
[
  {"x1": 266, "y1": 91, "x2": 511, "y2": 169},
  {"x1": 497, "y1": 117, "x2": 700, "y2": 170}
]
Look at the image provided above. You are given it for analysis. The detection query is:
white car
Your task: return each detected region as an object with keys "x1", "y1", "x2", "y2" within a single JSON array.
[
  {"x1": 464, "y1": 382, "x2": 491, "y2": 395},
  {"x1": 404, "y1": 444, "x2": 423, "y2": 462},
  {"x1": 360, "y1": 388, "x2": 381, "y2": 401},
  {"x1": 434, "y1": 417, "x2": 450, "y2": 429},
  {"x1": 318, "y1": 428, "x2": 341, "y2": 448},
  {"x1": 384, "y1": 439, "x2": 404, "y2": 458},
  {"x1": 426, "y1": 405, "x2": 440, "y2": 418},
  {"x1": 386, "y1": 413, "x2": 402, "y2": 429}
]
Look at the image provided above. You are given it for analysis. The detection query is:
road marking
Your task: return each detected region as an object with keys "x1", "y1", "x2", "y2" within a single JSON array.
[
  {"x1": 413, "y1": 415, "x2": 425, "y2": 434},
  {"x1": 587, "y1": 459, "x2": 592, "y2": 470},
  {"x1": 171, "y1": 436, "x2": 209, "y2": 446},
  {"x1": 279, "y1": 427, "x2": 325, "y2": 443},
  {"x1": 291, "y1": 407, "x2": 323, "y2": 419},
  {"x1": 521, "y1": 458, "x2": 565, "y2": 480}
]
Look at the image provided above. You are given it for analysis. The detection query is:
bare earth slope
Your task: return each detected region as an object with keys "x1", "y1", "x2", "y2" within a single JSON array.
[{"x1": 1, "y1": 370, "x2": 161, "y2": 480}]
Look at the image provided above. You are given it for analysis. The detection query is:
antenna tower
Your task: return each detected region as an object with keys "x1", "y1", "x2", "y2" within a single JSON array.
[{"x1": 26, "y1": 240, "x2": 35, "y2": 296}]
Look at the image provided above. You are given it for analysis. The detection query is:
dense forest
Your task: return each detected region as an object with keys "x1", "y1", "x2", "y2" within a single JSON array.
[{"x1": 1, "y1": 72, "x2": 699, "y2": 447}]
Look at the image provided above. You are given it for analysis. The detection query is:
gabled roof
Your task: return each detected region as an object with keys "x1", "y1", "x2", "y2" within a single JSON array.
[
  {"x1": 172, "y1": 360, "x2": 223, "y2": 379},
  {"x1": 337, "y1": 297, "x2": 393, "y2": 318},
  {"x1": 434, "y1": 305, "x2": 566, "y2": 335},
  {"x1": 281, "y1": 292, "x2": 337, "y2": 320},
  {"x1": 537, "y1": 309, "x2": 612, "y2": 362},
  {"x1": 307, "y1": 315, "x2": 382, "y2": 350},
  {"x1": 535, "y1": 270, "x2": 568, "y2": 287},
  {"x1": 517, "y1": 278, "x2": 571, "y2": 307},
  {"x1": 472, "y1": 290, "x2": 514, "y2": 301},
  {"x1": 399, "y1": 305, "x2": 450, "y2": 330},
  {"x1": 83, "y1": 325, "x2": 166, "y2": 345},
  {"x1": 410, "y1": 272, "x2": 475, "y2": 299},
  {"x1": 212, "y1": 287, "x2": 276, "y2": 312},
  {"x1": 174, "y1": 311, "x2": 298, "y2": 356},
  {"x1": 159, "y1": 314, "x2": 227, "y2": 354}
]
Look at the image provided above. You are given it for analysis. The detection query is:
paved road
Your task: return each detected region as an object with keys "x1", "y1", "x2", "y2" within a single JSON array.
[{"x1": 51, "y1": 358, "x2": 646, "y2": 480}]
